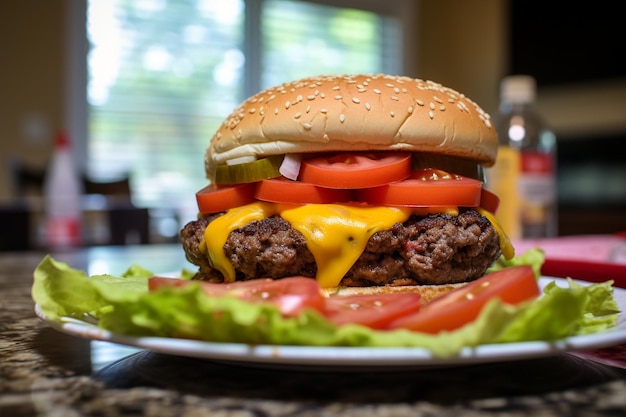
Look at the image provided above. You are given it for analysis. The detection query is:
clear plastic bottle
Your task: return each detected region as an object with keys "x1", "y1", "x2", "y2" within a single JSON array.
[
  {"x1": 43, "y1": 131, "x2": 83, "y2": 248},
  {"x1": 486, "y1": 75, "x2": 558, "y2": 239}
]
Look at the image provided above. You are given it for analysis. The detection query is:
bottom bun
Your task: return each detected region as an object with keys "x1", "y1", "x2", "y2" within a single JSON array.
[{"x1": 321, "y1": 282, "x2": 466, "y2": 304}]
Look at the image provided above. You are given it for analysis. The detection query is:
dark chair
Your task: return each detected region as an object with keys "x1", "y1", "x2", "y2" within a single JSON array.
[
  {"x1": 9, "y1": 160, "x2": 151, "y2": 247},
  {"x1": 81, "y1": 176, "x2": 150, "y2": 245},
  {"x1": 9, "y1": 160, "x2": 46, "y2": 199},
  {"x1": 0, "y1": 206, "x2": 32, "y2": 251},
  {"x1": 107, "y1": 207, "x2": 151, "y2": 245},
  {"x1": 83, "y1": 177, "x2": 132, "y2": 197}
]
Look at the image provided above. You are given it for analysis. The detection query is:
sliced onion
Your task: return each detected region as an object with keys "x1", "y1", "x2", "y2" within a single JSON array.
[
  {"x1": 226, "y1": 155, "x2": 257, "y2": 165},
  {"x1": 279, "y1": 154, "x2": 302, "y2": 181}
]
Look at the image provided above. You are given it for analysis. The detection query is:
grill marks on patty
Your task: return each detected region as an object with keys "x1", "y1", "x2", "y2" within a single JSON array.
[{"x1": 180, "y1": 210, "x2": 502, "y2": 286}]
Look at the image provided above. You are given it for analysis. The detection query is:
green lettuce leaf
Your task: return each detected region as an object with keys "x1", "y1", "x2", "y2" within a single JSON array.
[
  {"x1": 487, "y1": 248, "x2": 545, "y2": 278},
  {"x1": 32, "y1": 254, "x2": 620, "y2": 358}
]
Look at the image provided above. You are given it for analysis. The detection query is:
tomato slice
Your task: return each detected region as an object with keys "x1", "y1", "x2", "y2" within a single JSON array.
[
  {"x1": 388, "y1": 265, "x2": 540, "y2": 333},
  {"x1": 149, "y1": 276, "x2": 325, "y2": 317},
  {"x1": 299, "y1": 152, "x2": 411, "y2": 189},
  {"x1": 149, "y1": 276, "x2": 194, "y2": 292},
  {"x1": 323, "y1": 293, "x2": 421, "y2": 329},
  {"x1": 480, "y1": 188, "x2": 500, "y2": 214},
  {"x1": 195, "y1": 183, "x2": 255, "y2": 214},
  {"x1": 219, "y1": 277, "x2": 326, "y2": 317},
  {"x1": 255, "y1": 177, "x2": 354, "y2": 204},
  {"x1": 356, "y1": 170, "x2": 482, "y2": 207}
]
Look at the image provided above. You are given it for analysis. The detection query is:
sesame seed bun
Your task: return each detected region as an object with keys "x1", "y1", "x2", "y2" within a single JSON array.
[{"x1": 205, "y1": 74, "x2": 497, "y2": 180}]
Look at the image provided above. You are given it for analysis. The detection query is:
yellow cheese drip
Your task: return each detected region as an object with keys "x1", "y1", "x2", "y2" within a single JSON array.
[
  {"x1": 280, "y1": 204, "x2": 412, "y2": 288},
  {"x1": 201, "y1": 202, "x2": 513, "y2": 287},
  {"x1": 203, "y1": 202, "x2": 277, "y2": 282},
  {"x1": 475, "y1": 207, "x2": 515, "y2": 260}
]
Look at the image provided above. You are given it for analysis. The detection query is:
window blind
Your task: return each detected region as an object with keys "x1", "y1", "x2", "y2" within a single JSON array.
[{"x1": 87, "y1": 0, "x2": 406, "y2": 224}]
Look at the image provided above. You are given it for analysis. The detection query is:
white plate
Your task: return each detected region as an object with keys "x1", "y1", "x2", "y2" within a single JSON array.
[{"x1": 36, "y1": 277, "x2": 626, "y2": 369}]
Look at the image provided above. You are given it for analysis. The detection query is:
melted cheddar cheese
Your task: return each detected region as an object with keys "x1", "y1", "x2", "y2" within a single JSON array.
[
  {"x1": 280, "y1": 204, "x2": 412, "y2": 288},
  {"x1": 202, "y1": 203, "x2": 514, "y2": 287},
  {"x1": 203, "y1": 202, "x2": 276, "y2": 282},
  {"x1": 476, "y1": 207, "x2": 515, "y2": 260}
]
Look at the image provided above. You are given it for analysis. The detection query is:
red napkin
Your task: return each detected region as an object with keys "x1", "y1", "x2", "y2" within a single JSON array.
[{"x1": 512, "y1": 234, "x2": 626, "y2": 287}]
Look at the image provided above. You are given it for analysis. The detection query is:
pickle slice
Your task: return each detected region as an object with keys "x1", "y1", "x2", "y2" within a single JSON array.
[
  {"x1": 215, "y1": 155, "x2": 284, "y2": 184},
  {"x1": 411, "y1": 153, "x2": 486, "y2": 182}
]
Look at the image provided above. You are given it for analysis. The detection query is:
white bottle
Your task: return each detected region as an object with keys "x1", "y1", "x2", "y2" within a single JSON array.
[
  {"x1": 43, "y1": 131, "x2": 82, "y2": 248},
  {"x1": 486, "y1": 75, "x2": 558, "y2": 239}
]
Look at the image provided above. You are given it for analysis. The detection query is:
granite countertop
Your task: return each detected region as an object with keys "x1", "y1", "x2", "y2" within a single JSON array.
[{"x1": 2, "y1": 246, "x2": 626, "y2": 417}]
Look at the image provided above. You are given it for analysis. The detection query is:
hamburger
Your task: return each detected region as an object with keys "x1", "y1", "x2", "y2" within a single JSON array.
[{"x1": 181, "y1": 73, "x2": 514, "y2": 302}]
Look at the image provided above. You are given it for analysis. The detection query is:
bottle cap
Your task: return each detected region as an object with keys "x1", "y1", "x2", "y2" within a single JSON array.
[
  {"x1": 55, "y1": 131, "x2": 70, "y2": 149},
  {"x1": 500, "y1": 75, "x2": 536, "y2": 104}
]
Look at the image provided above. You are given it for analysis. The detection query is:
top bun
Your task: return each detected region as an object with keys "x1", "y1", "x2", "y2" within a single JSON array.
[{"x1": 206, "y1": 74, "x2": 497, "y2": 179}]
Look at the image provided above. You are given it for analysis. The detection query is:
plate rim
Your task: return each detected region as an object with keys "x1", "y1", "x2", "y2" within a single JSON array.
[{"x1": 35, "y1": 276, "x2": 626, "y2": 368}]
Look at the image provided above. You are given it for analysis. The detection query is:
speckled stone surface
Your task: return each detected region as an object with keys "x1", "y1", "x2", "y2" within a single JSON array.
[{"x1": 2, "y1": 246, "x2": 626, "y2": 417}]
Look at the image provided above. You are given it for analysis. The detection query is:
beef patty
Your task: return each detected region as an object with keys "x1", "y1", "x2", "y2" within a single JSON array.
[{"x1": 180, "y1": 210, "x2": 502, "y2": 287}]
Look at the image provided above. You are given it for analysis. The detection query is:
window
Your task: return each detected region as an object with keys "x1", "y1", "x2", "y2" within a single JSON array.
[{"x1": 83, "y1": 0, "x2": 413, "y2": 225}]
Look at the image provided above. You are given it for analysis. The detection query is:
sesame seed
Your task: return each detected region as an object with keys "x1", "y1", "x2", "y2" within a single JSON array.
[
  {"x1": 429, "y1": 111, "x2": 434, "y2": 119},
  {"x1": 391, "y1": 96, "x2": 399, "y2": 101},
  {"x1": 394, "y1": 87, "x2": 400, "y2": 94},
  {"x1": 386, "y1": 83, "x2": 394, "y2": 88},
  {"x1": 365, "y1": 102, "x2": 371, "y2": 110},
  {"x1": 339, "y1": 114, "x2": 346, "y2": 123},
  {"x1": 373, "y1": 89, "x2": 381, "y2": 94},
  {"x1": 320, "y1": 92, "x2": 326, "y2": 98},
  {"x1": 303, "y1": 122, "x2": 312, "y2": 130},
  {"x1": 352, "y1": 97, "x2": 361, "y2": 104},
  {"x1": 274, "y1": 108, "x2": 279, "y2": 115},
  {"x1": 294, "y1": 112, "x2": 302, "y2": 119},
  {"x1": 332, "y1": 86, "x2": 340, "y2": 91},
  {"x1": 320, "y1": 108, "x2": 328, "y2": 114},
  {"x1": 335, "y1": 95, "x2": 343, "y2": 100},
  {"x1": 416, "y1": 99, "x2": 424, "y2": 106},
  {"x1": 390, "y1": 111, "x2": 395, "y2": 117},
  {"x1": 285, "y1": 101, "x2": 291, "y2": 109},
  {"x1": 439, "y1": 105, "x2": 446, "y2": 111},
  {"x1": 306, "y1": 105, "x2": 311, "y2": 113},
  {"x1": 249, "y1": 108, "x2": 256, "y2": 114},
  {"x1": 307, "y1": 95, "x2": 316, "y2": 100},
  {"x1": 408, "y1": 106, "x2": 414, "y2": 114},
  {"x1": 296, "y1": 95, "x2": 303, "y2": 102},
  {"x1": 433, "y1": 96, "x2": 443, "y2": 104},
  {"x1": 429, "y1": 102, "x2": 435, "y2": 110}
]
